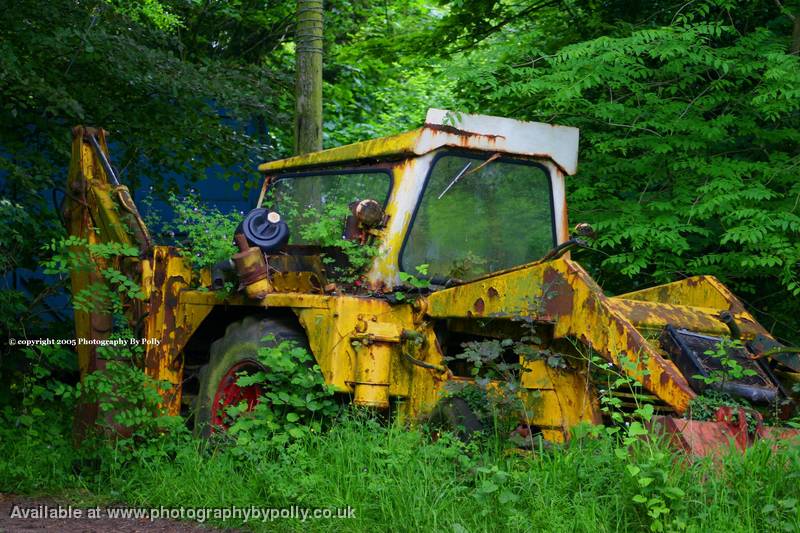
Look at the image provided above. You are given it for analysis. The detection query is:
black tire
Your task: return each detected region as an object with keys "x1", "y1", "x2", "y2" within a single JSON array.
[
  {"x1": 194, "y1": 316, "x2": 307, "y2": 437},
  {"x1": 427, "y1": 396, "x2": 484, "y2": 441}
]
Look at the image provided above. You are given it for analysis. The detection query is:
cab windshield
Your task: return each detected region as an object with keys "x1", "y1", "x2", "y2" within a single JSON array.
[
  {"x1": 267, "y1": 170, "x2": 391, "y2": 244},
  {"x1": 401, "y1": 153, "x2": 555, "y2": 281}
]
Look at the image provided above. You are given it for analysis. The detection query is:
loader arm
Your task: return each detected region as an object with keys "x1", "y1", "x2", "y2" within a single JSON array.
[
  {"x1": 66, "y1": 127, "x2": 151, "y2": 253},
  {"x1": 64, "y1": 127, "x2": 151, "y2": 377},
  {"x1": 424, "y1": 256, "x2": 777, "y2": 414}
]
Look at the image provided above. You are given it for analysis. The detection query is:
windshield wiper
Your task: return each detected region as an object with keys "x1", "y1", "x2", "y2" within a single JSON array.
[
  {"x1": 437, "y1": 162, "x2": 472, "y2": 200},
  {"x1": 437, "y1": 153, "x2": 502, "y2": 200}
]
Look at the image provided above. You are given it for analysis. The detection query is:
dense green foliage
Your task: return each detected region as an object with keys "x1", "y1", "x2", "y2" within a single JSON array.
[
  {"x1": 224, "y1": 335, "x2": 340, "y2": 451},
  {"x1": 447, "y1": 3, "x2": 800, "y2": 341}
]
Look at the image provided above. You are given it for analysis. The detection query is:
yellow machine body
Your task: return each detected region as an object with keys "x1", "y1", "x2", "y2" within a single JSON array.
[{"x1": 65, "y1": 110, "x2": 798, "y2": 444}]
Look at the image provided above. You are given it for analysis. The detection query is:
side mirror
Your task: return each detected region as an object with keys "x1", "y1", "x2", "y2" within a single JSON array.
[
  {"x1": 354, "y1": 199, "x2": 385, "y2": 227},
  {"x1": 573, "y1": 222, "x2": 596, "y2": 239},
  {"x1": 344, "y1": 199, "x2": 385, "y2": 242}
]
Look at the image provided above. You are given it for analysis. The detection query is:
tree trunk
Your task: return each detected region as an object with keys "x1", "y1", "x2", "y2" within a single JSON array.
[
  {"x1": 294, "y1": 0, "x2": 323, "y2": 155},
  {"x1": 792, "y1": 15, "x2": 800, "y2": 55}
]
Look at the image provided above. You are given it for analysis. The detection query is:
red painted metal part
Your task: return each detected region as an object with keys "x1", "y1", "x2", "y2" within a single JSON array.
[
  {"x1": 210, "y1": 361, "x2": 264, "y2": 431},
  {"x1": 652, "y1": 407, "x2": 800, "y2": 457}
]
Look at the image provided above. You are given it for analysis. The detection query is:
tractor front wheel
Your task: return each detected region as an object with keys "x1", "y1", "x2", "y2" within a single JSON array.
[{"x1": 194, "y1": 316, "x2": 306, "y2": 437}]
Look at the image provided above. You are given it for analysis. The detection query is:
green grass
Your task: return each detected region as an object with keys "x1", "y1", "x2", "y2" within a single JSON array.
[{"x1": 2, "y1": 410, "x2": 800, "y2": 532}]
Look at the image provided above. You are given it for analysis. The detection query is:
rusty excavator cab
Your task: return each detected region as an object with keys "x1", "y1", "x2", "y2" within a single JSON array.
[{"x1": 65, "y1": 110, "x2": 800, "y2": 454}]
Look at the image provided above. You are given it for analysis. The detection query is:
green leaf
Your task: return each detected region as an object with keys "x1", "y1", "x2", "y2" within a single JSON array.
[
  {"x1": 288, "y1": 427, "x2": 305, "y2": 439},
  {"x1": 498, "y1": 490, "x2": 519, "y2": 505},
  {"x1": 478, "y1": 480, "x2": 498, "y2": 494},
  {"x1": 627, "y1": 421, "x2": 649, "y2": 437}
]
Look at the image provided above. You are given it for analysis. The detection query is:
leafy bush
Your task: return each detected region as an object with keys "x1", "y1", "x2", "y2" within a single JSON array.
[
  {"x1": 167, "y1": 192, "x2": 241, "y2": 272},
  {"x1": 222, "y1": 335, "x2": 340, "y2": 455},
  {"x1": 80, "y1": 330, "x2": 186, "y2": 441},
  {"x1": 293, "y1": 201, "x2": 379, "y2": 285},
  {"x1": 450, "y1": 0, "x2": 800, "y2": 343},
  {"x1": 41, "y1": 236, "x2": 144, "y2": 315}
]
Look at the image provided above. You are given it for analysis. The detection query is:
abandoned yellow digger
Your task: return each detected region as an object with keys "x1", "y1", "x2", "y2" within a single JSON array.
[{"x1": 65, "y1": 109, "x2": 800, "y2": 455}]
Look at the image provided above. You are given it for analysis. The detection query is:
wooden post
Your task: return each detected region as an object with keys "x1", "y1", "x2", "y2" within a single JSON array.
[{"x1": 294, "y1": 0, "x2": 323, "y2": 155}]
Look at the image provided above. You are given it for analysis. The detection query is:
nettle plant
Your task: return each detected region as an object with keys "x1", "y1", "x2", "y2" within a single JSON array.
[
  {"x1": 80, "y1": 330, "x2": 185, "y2": 444},
  {"x1": 687, "y1": 337, "x2": 761, "y2": 432},
  {"x1": 222, "y1": 335, "x2": 340, "y2": 455},
  {"x1": 444, "y1": 337, "x2": 530, "y2": 434},
  {"x1": 40, "y1": 236, "x2": 184, "y2": 446},
  {"x1": 693, "y1": 337, "x2": 757, "y2": 389},
  {"x1": 167, "y1": 192, "x2": 240, "y2": 273},
  {"x1": 42, "y1": 236, "x2": 145, "y2": 315},
  {"x1": 297, "y1": 201, "x2": 380, "y2": 286},
  {"x1": 580, "y1": 347, "x2": 689, "y2": 532}
]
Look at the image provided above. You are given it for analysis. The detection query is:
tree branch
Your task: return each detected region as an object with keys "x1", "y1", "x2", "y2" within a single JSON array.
[
  {"x1": 774, "y1": 0, "x2": 796, "y2": 22},
  {"x1": 773, "y1": 0, "x2": 799, "y2": 54}
]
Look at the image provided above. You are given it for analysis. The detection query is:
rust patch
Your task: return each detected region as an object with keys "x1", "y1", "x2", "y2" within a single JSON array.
[
  {"x1": 170, "y1": 324, "x2": 189, "y2": 370},
  {"x1": 173, "y1": 324, "x2": 189, "y2": 347},
  {"x1": 473, "y1": 298, "x2": 485, "y2": 315},
  {"x1": 686, "y1": 277, "x2": 701, "y2": 287},
  {"x1": 487, "y1": 287, "x2": 499, "y2": 299},
  {"x1": 424, "y1": 122, "x2": 506, "y2": 142},
  {"x1": 160, "y1": 276, "x2": 187, "y2": 348},
  {"x1": 163, "y1": 276, "x2": 184, "y2": 310},
  {"x1": 621, "y1": 302, "x2": 693, "y2": 327},
  {"x1": 542, "y1": 268, "x2": 574, "y2": 316},
  {"x1": 153, "y1": 256, "x2": 167, "y2": 288}
]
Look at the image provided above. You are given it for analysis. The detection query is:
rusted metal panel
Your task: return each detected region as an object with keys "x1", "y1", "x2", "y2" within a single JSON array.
[
  {"x1": 651, "y1": 416, "x2": 745, "y2": 456},
  {"x1": 259, "y1": 109, "x2": 579, "y2": 176},
  {"x1": 520, "y1": 359, "x2": 602, "y2": 439},
  {"x1": 618, "y1": 275, "x2": 755, "y2": 318},
  {"x1": 66, "y1": 128, "x2": 138, "y2": 378},
  {"x1": 259, "y1": 129, "x2": 422, "y2": 173},
  {"x1": 651, "y1": 407, "x2": 800, "y2": 457},
  {"x1": 420, "y1": 109, "x2": 579, "y2": 175},
  {"x1": 607, "y1": 298, "x2": 763, "y2": 338},
  {"x1": 425, "y1": 257, "x2": 697, "y2": 413},
  {"x1": 143, "y1": 246, "x2": 215, "y2": 415}
]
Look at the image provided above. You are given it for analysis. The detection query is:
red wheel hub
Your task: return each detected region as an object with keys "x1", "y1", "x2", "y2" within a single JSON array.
[{"x1": 210, "y1": 361, "x2": 264, "y2": 431}]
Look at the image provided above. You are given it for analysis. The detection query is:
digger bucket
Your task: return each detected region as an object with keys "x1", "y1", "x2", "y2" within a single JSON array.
[{"x1": 651, "y1": 406, "x2": 800, "y2": 457}]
